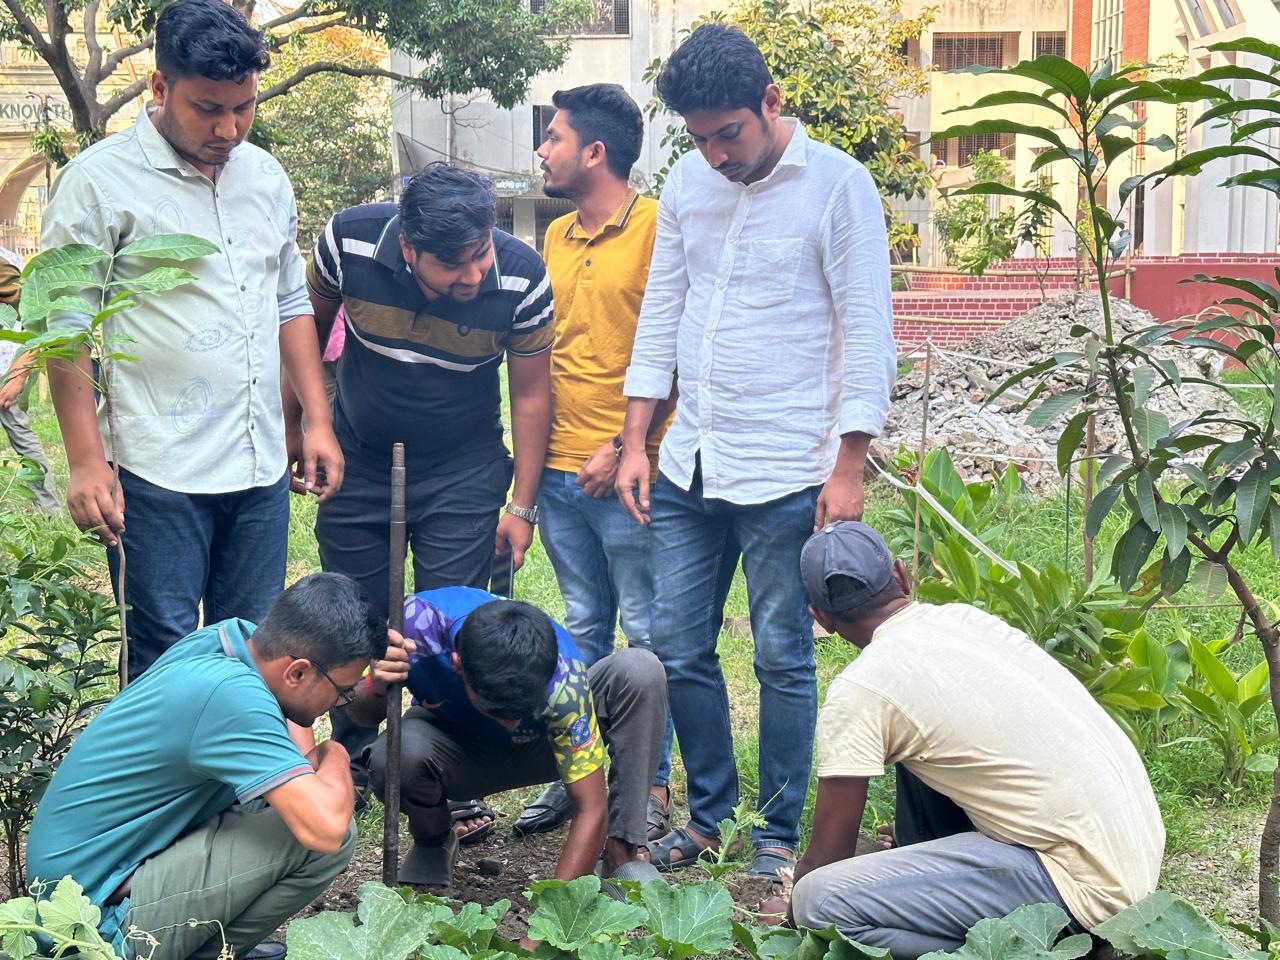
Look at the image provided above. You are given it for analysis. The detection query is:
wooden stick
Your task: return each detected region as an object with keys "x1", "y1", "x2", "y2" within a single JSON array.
[
  {"x1": 912, "y1": 340, "x2": 934, "y2": 591},
  {"x1": 1083, "y1": 415, "x2": 1096, "y2": 581},
  {"x1": 382, "y1": 442, "x2": 406, "y2": 886}
]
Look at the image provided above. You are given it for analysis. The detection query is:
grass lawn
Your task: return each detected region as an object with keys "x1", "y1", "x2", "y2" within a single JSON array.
[{"x1": 6, "y1": 382, "x2": 1278, "y2": 926}]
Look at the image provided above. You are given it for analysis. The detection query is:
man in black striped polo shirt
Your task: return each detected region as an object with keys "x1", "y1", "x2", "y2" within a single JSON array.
[{"x1": 290, "y1": 163, "x2": 554, "y2": 787}]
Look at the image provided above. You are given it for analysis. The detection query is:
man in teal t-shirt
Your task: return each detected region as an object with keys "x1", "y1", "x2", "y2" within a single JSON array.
[{"x1": 26, "y1": 573, "x2": 391, "y2": 960}]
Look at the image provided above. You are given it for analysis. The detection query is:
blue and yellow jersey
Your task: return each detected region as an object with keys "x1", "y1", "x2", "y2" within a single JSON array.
[{"x1": 402, "y1": 587, "x2": 606, "y2": 783}]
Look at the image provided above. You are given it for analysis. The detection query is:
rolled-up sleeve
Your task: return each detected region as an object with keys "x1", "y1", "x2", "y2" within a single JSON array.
[
  {"x1": 40, "y1": 164, "x2": 116, "y2": 333},
  {"x1": 623, "y1": 163, "x2": 687, "y2": 400},
  {"x1": 275, "y1": 187, "x2": 309, "y2": 323},
  {"x1": 820, "y1": 167, "x2": 896, "y2": 438}
]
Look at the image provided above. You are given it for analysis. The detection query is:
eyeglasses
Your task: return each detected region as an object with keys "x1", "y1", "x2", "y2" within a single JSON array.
[{"x1": 291, "y1": 653, "x2": 359, "y2": 707}]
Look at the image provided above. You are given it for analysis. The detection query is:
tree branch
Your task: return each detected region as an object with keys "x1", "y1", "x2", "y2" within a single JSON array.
[
  {"x1": 84, "y1": 0, "x2": 103, "y2": 80},
  {"x1": 97, "y1": 75, "x2": 150, "y2": 127},
  {"x1": 257, "y1": 61, "x2": 408, "y2": 103},
  {"x1": 99, "y1": 33, "x2": 156, "y2": 83},
  {"x1": 288, "y1": 15, "x2": 353, "y2": 39},
  {"x1": 259, "y1": 4, "x2": 320, "y2": 32},
  {"x1": 2, "y1": 0, "x2": 52, "y2": 57}
]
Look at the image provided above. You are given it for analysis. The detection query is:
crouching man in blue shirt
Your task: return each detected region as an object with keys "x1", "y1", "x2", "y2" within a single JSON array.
[{"x1": 26, "y1": 573, "x2": 391, "y2": 960}]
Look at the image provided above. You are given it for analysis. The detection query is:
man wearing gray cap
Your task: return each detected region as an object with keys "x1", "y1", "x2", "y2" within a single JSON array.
[{"x1": 785, "y1": 521, "x2": 1164, "y2": 958}]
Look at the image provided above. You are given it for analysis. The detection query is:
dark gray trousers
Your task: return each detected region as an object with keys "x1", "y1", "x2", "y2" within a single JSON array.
[
  {"x1": 1, "y1": 401, "x2": 59, "y2": 513},
  {"x1": 366, "y1": 647, "x2": 666, "y2": 847},
  {"x1": 791, "y1": 768, "x2": 1083, "y2": 959}
]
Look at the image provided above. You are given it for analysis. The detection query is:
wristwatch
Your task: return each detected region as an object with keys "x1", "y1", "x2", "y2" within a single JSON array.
[{"x1": 505, "y1": 502, "x2": 540, "y2": 525}]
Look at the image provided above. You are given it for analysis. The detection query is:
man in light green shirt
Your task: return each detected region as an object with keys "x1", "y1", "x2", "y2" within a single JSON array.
[{"x1": 41, "y1": 0, "x2": 342, "y2": 680}]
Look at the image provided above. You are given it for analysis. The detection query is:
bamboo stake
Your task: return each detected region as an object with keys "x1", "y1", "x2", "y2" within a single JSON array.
[
  {"x1": 1083, "y1": 415, "x2": 1096, "y2": 581},
  {"x1": 912, "y1": 341, "x2": 934, "y2": 590},
  {"x1": 382, "y1": 442, "x2": 406, "y2": 886}
]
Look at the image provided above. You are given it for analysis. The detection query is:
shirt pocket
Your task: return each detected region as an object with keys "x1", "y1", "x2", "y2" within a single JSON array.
[{"x1": 734, "y1": 238, "x2": 803, "y2": 309}]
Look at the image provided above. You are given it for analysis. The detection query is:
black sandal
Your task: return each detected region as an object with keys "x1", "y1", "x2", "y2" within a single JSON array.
[
  {"x1": 448, "y1": 798, "x2": 496, "y2": 846},
  {"x1": 648, "y1": 827, "x2": 716, "y2": 872},
  {"x1": 646, "y1": 791, "x2": 672, "y2": 841}
]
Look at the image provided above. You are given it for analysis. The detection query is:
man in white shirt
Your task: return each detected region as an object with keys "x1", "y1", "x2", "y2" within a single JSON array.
[
  {"x1": 616, "y1": 23, "x2": 896, "y2": 878},
  {"x1": 782, "y1": 521, "x2": 1164, "y2": 958},
  {"x1": 42, "y1": 0, "x2": 340, "y2": 680}
]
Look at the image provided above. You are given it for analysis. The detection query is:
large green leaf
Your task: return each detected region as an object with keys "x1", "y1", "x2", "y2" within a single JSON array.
[
  {"x1": 1187, "y1": 636, "x2": 1239, "y2": 704},
  {"x1": 37, "y1": 875, "x2": 102, "y2": 942},
  {"x1": 108, "y1": 267, "x2": 199, "y2": 295},
  {"x1": 943, "y1": 182, "x2": 1067, "y2": 219},
  {"x1": 1128, "y1": 897, "x2": 1249, "y2": 960},
  {"x1": 1198, "y1": 64, "x2": 1280, "y2": 87},
  {"x1": 1136, "y1": 473, "x2": 1160, "y2": 531},
  {"x1": 1234, "y1": 461, "x2": 1271, "y2": 544},
  {"x1": 1119, "y1": 144, "x2": 1276, "y2": 206},
  {"x1": 929, "y1": 118, "x2": 1067, "y2": 153},
  {"x1": 793, "y1": 925, "x2": 890, "y2": 960},
  {"x1": 286, "y1": 910, "x2": 367, "y2": 960},
  {"x1": 944, "y1": 89, "x2": 1069, "y2": 119},
  {"x1": 1195, "y1": 98, "x2": 1280, "y2": 129},
  {"x1": 1057, "y1": 410, "x2": 1090, "y2": 475},
  {"x1": 527, "y1": 876, "x2": 648, "y2": 950},
  {"x1": 355, "y1": 882, "x2": 452, "y2": 960},
  {"x1": 117, "y1": 233, "x2": 220, "y2": 261},
  {"x1": 1027, "y1": 389, "x2": 1084, "y2": 428},
  {"x1": 0, "y1": 896, "x2": 39, "y2": 960},
  {"x1": 1112, "y1": 518, "x2": 1159, "y2": 591},
  {"x1": 641, "y1": 880, "x2": 734, "y2": 960},
  {"x1": 1206, "y1": 37, "x2": 1280, "y2": 60},
  {"x1": 1157, "y1": 500, "x2": 1188, "y2": 559},
  {"x1": 918, "y1": 902, "x2": 1089, "y2": 960},
  {"x1": 1095, "y1": 891, "x2": 1179, "y2": 956}
]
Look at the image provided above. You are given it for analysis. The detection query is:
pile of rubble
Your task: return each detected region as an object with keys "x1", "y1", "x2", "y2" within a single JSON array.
[{"x1": 878, "y1": 293, "x2": 1229, "y2": 490}]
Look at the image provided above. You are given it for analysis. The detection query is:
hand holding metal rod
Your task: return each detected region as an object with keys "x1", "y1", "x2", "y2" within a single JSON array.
[{"x1": 382, "y1": 442, "x2": 407, "y2": 886}]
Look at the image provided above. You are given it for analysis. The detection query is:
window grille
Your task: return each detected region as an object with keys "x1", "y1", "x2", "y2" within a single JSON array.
[
  {"x1": 942, "y1": 132, "x2": 1015, "y2": 168},
  {"x1": 532, "y1": 104, "x2": 556, "y2": 152},
  {"x1": 534, "y1": 199, "x2": 575, "y2": 252},
  {"x1": 1034, "y1": 32, "x2": 1066, "y2": 59},
  {"x1": 932, "y1": 33, "x2": 1007, "y2": 71},
  {"x1": 530, "y1": 0, "x2": 629, "y2": 35}
]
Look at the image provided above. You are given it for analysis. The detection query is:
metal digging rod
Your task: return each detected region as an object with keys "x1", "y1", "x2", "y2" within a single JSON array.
[{"x1": 382, "y1": 442, "x2": 407, "y2": 886}]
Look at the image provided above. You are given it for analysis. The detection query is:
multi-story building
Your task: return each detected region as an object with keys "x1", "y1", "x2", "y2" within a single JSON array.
[
  {"x1": 1066, "y1": 0, "x2": 1280, "y2": 254},
  {"x1": 390, "y1": 0, "x2": 719, "y2": 252},
  {"x1": 0, "y1": 25, "x2": 145, "y2": 256}
]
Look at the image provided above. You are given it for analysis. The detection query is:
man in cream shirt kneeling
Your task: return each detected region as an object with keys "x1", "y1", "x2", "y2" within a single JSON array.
[{"x1": 784, "y1": 521, "x2": 1164, "y2": 959}]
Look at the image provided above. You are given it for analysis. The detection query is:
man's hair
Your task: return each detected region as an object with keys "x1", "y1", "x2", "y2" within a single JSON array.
[
  {"x1": 253, "y1": 573, "x2": 384, "y2": 667},
  {"x1": 400, "y1": 162, "x2": 497, "y2": 263},
  {"x1": 551, "y1": 83, "x2": 644, "y2": 181},
  {"x1": 824, "y1": 575, "x2": 906, "y2": 620},
  {"x1": 155, "y1": 0, "x2": 269, "y2": 82},
  {"x1": 455, "y1": 600, "x2": 558, "y2": 720},
  {"x1": 657, "y1": 23, "x2": 773, "y2": 117}
]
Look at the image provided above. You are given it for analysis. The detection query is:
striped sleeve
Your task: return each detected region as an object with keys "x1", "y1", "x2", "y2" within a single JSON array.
[
  {"x1": 507, "y1": 262, "x2": 555, "y2": 357},
  {"x1": 306, "y1": 214, "x2": 344, "y2": 302},
  {"x1": 0, "y1": 258, "x2": 20, "y2": 306}
]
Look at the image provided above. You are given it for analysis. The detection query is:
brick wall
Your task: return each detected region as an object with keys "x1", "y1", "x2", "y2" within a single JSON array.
[
  {"x1": 894, "y1": 319, "x2": 1005, "y2": 350},
  {"x1": 1121, "y1": 0, "x2": 1149, "y2": 63},
  {"x1": 1069, "y1": 0, "x2": 1092, "y2": 67}
]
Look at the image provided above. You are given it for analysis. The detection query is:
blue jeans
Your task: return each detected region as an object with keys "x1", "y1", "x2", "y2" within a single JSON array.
[
  {"x1": 538, "y1": 468, "x2": 674, "y2": 786},
  {"x1": 108, "y1": 468, "x2": 290, "y2": 681},
  {"x1": 649, "y1": 470, "x2": 820, "y2": 852}
]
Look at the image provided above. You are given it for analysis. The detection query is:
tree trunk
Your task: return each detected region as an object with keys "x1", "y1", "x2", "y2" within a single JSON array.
[{"x1": 1257, "y1": 627, "x2": 1280, "y2": 922}]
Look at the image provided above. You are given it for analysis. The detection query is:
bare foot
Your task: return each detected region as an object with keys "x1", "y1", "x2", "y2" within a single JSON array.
[
  {"x1": 453, "y1": 815, "x2": 494, "y2": 842},
  {"x1": 875, "y1": 823, "x2": 895, "y2": 850}
]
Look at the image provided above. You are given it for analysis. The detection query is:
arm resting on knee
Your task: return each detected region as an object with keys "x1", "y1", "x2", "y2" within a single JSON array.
[{"x1": 266, "y1": 740, "x2": 355, "y2": 854}]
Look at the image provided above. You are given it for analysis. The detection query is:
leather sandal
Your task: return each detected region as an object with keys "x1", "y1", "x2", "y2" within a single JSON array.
[
  {"x1": 645, "y1": 791, "x2": 672, "y2": 841},
  {"x1": 648, "y1": 827, "x2": 716, "y2": 872},
  {"x1": 448, "y1": 798, "x2": 496, "y2": 846},
  {"x1": 513, "y1": 780, "x2": 572, "y2": 836},
  {"x1": 748, "y1": 847, "x2": 796, "y2": 881}
]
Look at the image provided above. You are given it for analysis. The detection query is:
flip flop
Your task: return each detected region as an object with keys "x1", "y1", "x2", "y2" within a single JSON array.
[
  {"x1": 748, "y1": 848, "x2": 796, "y2": 881},
  {"x1": 398, "y1": 831, "x2": 459, "y2": 887},
  {"x1": 448, "y1": 798, "x2": 496, "y2": 846},
  {"x1": 645, "y1": 792, "x2": 672, "y2": 842},
  {"x1": 513, "y1": 780, "x2": 573, "y2": 836},
  {"x1": 648, "y1": 827, "x2": 715, "y2": 872}
]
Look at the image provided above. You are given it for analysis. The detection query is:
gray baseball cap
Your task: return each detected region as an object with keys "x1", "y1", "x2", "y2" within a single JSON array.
[{"x1": 801, "y1": 521, "x2": 895, "y2": 619}]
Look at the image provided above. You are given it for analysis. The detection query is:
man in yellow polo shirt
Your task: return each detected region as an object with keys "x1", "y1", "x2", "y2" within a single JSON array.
[{"x1": 514, "y1": 83, "x2": 677, "y2": 840}]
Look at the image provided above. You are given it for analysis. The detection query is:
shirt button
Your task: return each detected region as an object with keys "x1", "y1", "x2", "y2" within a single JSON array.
[
  {"x1": 585, "y1": 259, "x2": 592, "y2": 267},
  {"x1": 240, "y1": 284, "x2": 246, "y2": 291},
  {"x1": 249, "y1": 422, "x2": 255, "y2": 431},
  {"x1": 716, "y1": 280, "x2": 726, "y2": 290}
]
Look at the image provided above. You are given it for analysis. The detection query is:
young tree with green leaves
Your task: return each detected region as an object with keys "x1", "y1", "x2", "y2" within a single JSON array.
[{"x1": 933, "y1": 49, "x2": 1280, "y2": 921}]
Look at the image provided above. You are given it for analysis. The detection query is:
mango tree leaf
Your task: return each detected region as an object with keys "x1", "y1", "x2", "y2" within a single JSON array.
[
  {"x1": 944, "y1": 181, "x2": 1066, "y2": 218},
  {"x1": 930, "y1": 119, "x2": 1068, "y2": 153},
  {"x1": 919, "y1": 903, "x2": 1087, "y2": 960},
  {"x1": 527, "y1": 875, "x2": 648, "y2": 950},
  {"x1": 21, "y1": 243, "x2": 109, "y2": 278},
  {"x1": 1136, "y1": 473, "x2": 1160, "y2": 531},
  {"x1": 946, "y1": 88, "x2": 1069, "y2": 119},
  {"x1": 1057, "y1": 410, "x2": 1090, "y2": 475},
  {"x1": 1112, "y1": 518, "x2": 1159, "y2": 591},
  {"x1": 108, "y1": 267, "x2": 198, "y2": 294},
  {"x1": 1132, "y1": 407, "x2": 1171, "y2": 450},
  {"x1": 1027, "y1": 389, "x2": 1084, "y2": 428},
  {"x1": 1235, "y1": 462, "x2": 1271, "y2": 544},
  {"x1": 117, "y1": 233, "x2": 220, "y2": 261},
  {"x1": 642, "y1": 880, "x2": 733, "y2": 960},
  {"x1": 1086, "y1": 483, "x2": 1123, "y2": 539},
  {"x1": 286, "y1": 911, "x2": 367, "y2": 960},
  {"x1": 1158, "y1": 501, "x2": 1188, "y2": 559}
]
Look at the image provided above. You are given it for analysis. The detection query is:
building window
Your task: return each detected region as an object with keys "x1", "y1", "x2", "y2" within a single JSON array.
[
  {"x1": 532, "y1": 104, "x2": 556, "y2": 152},
  {"x1": 1091, "y1": 0, "x2": 1123, "y2": 67},
  {"x1": 496, "y1": 199, "x2": 515, "y2": 237},
  {"x1": 534, "y1": 199, "x2": 575, "y2": 252},
  {"x1": 530, "y1": 0, "x2": 630, "y2": 35},
  {"x1": 1034, "y1": 31, "x2": 1066, "y2": 59},
  {"x1": 932, "y1": 33, "x2": 1009, "y2": 71},
  {"x1": 941, "y1": 132, "x2": 1015, "y2": 168}
]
